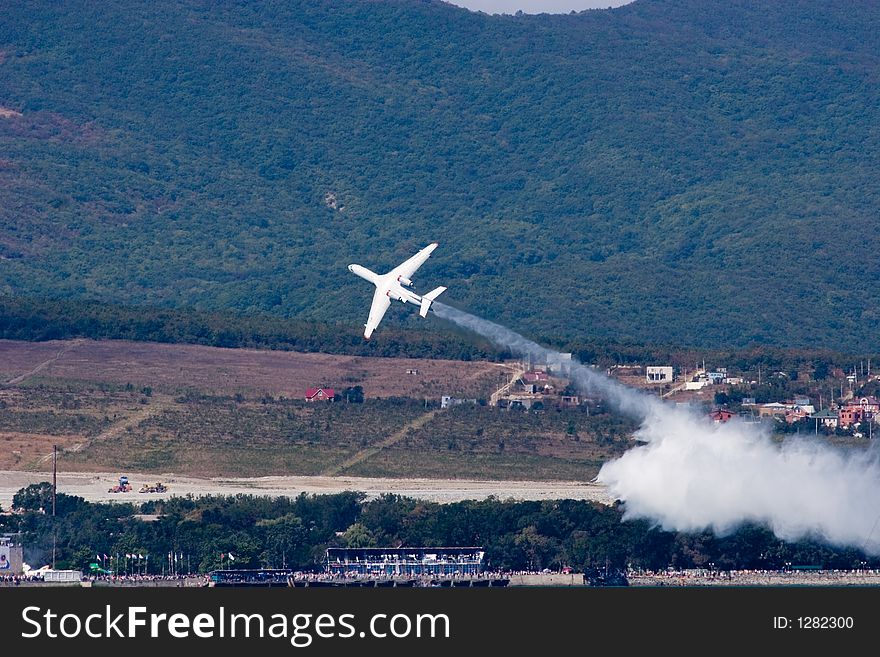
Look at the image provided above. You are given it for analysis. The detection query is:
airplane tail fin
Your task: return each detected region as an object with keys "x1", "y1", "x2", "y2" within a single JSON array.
[{"x1": 419, "y1": 286, "x2": 446, "y2": 317}]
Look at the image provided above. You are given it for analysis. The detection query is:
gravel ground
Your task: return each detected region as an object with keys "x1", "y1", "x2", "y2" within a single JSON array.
[{"x1": 0, "y1": 470, "x2": 612, "y2": 508}]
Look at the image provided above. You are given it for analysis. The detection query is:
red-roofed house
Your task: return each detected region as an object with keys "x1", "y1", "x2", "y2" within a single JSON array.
[
  {"x1": 305, "y1": 387, "x2": 335, "y2": 402},
  {"x1": 784, "y1": 408, "x2": 809, "y2": 424},
  {"x1": 522, "y1": 371, "x2": 549, "y2": 383}
]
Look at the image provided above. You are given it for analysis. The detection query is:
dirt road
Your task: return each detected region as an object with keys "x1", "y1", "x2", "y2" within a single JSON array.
[
  {"x1": 3, "y1": 340, "x2": 80, "y2": 386},
  {"x1": 321, "y1": 409, "x2": 440, "y2": 476},
  {"x1": 0, "y1": 470, "x2": 612, "y2": 508}
]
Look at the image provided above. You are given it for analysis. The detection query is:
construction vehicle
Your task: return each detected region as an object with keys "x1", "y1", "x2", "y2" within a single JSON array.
[
  {"x1": 108, "y1": 476, "x2": 132, "y2": 493},
  {"x1": 139, "y1": 482, "x2": 168, "y2": 494}
]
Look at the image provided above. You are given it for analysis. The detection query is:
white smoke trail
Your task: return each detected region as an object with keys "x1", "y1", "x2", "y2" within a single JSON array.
[
  {"x1": 432, "y1": 302, "x2": 662, "y2": 420},
  {"x1": 431, "y1": 301, "x2": 880, "y2": 555}
]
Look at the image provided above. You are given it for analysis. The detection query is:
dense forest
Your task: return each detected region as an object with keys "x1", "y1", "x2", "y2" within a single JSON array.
[
  {"x1": 0, "y1": 295, "x2": 501, "y2": 360},
  {"x1": 3, "y1": 486, "x2": 877, "y2": 574},
  {"x1": 1, "y1": 0, "x2": 879, "y2": 349}
]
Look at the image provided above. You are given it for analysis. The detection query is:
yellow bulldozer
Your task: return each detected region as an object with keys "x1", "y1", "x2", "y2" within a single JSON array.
[{"x1": 139, "y1": 482, "x2": 168, "y2": 494}]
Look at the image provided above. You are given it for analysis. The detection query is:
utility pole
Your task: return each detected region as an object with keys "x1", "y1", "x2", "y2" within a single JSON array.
[
  {"x1": 52, "y1": 444, "x2": 57, "y2": 516},
  {"x1": 52, "y1": 444, "x2": 57, "y2": 569}
]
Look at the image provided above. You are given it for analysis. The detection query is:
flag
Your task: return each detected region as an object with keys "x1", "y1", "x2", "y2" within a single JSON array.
[
  {"x1": 103, "y1": 554, "x2": 109, "y2": 561},
  {"x1": 228, "y1": 553, "x2": 236, "y2": 562},
  {"x1": 126, "y1": 553, "x2": 132, "y2": 559}
]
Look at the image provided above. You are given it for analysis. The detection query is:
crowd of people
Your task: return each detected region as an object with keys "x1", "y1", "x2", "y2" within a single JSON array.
[
  {"x1": 6, "y1": 567, "x2": 880, "y2": 587},
  {"x1": 87, "y1": 573, "x2": 208, "y2": 586},
  {"x1": 628, "y1": 568, "x2": 880, "y2": 586},
  {"x1": 0, "y1": 574, "x2": 34, "y2": 585},
  {"x1": 0, "y1": 572, "x2": 210, "y2": 587}
]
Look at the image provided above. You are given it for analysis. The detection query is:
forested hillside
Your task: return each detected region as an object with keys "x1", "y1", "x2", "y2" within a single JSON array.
[{"x1": 1, "y1": 0, "x2": 878, "y2": 348}]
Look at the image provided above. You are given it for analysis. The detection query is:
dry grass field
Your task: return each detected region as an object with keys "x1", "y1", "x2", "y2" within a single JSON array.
[
  {"x1": 0, "y1": 339, "x2": 632, "y2": 482},
  {"x1": 346, "y1": 404, "x2": 634, "y2": 481},
  {"x1": 0, "y1": 339, "x2": 506, "y2": 399}
]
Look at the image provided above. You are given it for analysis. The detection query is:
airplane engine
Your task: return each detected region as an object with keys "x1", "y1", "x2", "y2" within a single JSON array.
[{"x1": 397, "y1": 276, "x2": 413, "y2": 287}]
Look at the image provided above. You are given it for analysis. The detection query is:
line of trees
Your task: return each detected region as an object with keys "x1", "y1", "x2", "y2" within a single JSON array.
[
  {"x1": 4, "y1": 485, "x2": 877, "y2": 574},
  {"x1": 3, "y1": 296, "x2": 877, "y2": 375},
  {"x1": 0, "y1": 296, "x2": 501, "y2": 361}
]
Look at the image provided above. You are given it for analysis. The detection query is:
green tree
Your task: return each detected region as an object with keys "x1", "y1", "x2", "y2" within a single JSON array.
[
  {"x1": 12, "y1": 482, "x2": 54, "y2": 512},
  {"x1": 342, "y1": 386, "x2": 364, "y2": 403},
  {"x1": 514, "y1": 525, "x2": 556, "y2": 571},
  {"x1": 342, "y1": 522, "x2": 377, "y2": 548},
  {"x1": 257, "y1": 514, "x2": 310, "y2": 568}
]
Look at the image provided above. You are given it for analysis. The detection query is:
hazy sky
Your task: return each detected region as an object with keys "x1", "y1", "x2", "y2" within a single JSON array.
[{"x1": 445, "y1": 1, "x2": 632, "y2": 14}]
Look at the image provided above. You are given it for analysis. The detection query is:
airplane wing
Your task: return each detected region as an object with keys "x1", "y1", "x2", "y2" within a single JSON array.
[
  {"x1": 364, "y1": 287, "x2": 391, "y2": 339},
  {"x1": 390, "y1": 242, "x2": 439, "y2": 282}
]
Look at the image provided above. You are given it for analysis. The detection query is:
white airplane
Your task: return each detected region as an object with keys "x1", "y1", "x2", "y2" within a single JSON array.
[{"x1": 348, "y1": 242, "x2": 447, "y2": 339}]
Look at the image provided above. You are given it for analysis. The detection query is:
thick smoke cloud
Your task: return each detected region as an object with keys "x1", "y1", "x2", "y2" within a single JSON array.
[{"x1": 431, "y1": 302, "x2": 880, "y2": 555}]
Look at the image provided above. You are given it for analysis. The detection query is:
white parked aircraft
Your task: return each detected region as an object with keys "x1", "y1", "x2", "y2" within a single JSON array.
[{"x1": 348, "y1": 242, "x2": 447, "y2": 339}]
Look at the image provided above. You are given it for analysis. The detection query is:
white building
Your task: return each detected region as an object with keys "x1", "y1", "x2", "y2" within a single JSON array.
[
  {"x1": 441, "y1": 396, "x2": 478, "y2": 409},
  {"x1": 646, "y1": 366, "x2": 674, "y2": 383}
]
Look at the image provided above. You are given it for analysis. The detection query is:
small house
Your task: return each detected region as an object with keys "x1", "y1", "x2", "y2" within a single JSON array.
[
  {"x1": 305, "y1": 387, "x2": 335, "y2": 402},
  {"x1": 810, "y1": 409, "x2": 839, "y2": 429},
  {"x1": 646, "y1": 366, "x2": 674, "y2": 383},
  {"x1": 522, "y1": 370, "x2": 549, "y2": 383},
  {"x1": 838, "y1": 406, "x2": 863, "y2": 428}
]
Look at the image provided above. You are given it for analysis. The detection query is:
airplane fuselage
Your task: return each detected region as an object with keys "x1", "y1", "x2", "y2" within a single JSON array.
[
  {"x1": 347, "y1": 244, "x2": 447, "y2": 339},
  {"x1": 386, "y1": 280, "x2": 422, "y2": 305},
  {"x1": 348, "y1": 266, "x2": 422, "y2": 304}
]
